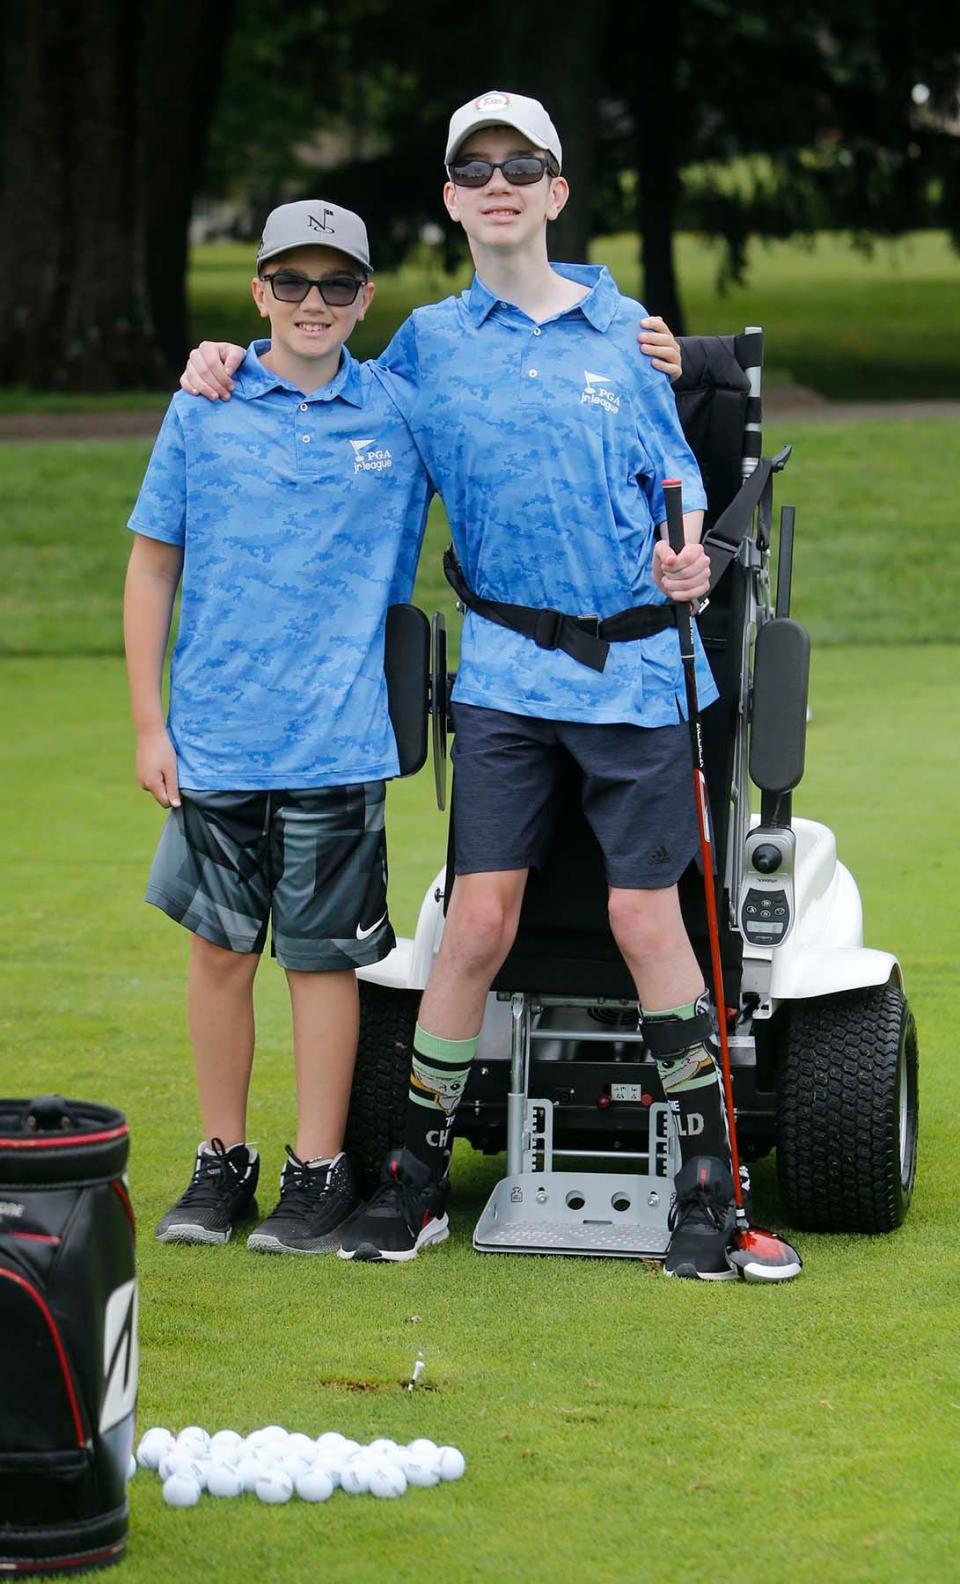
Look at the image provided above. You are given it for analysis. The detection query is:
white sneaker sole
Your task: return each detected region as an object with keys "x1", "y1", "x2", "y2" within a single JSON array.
[
  {"x1": 246, "y1": 1231, "x2": 341, "y2": 1255},
  {"x1": 338, "y1": 1214, "x2": 450, "y2": 1263},
  {"x1": 155, "y1": 1223, "x2": 232, "y2": 1245}
]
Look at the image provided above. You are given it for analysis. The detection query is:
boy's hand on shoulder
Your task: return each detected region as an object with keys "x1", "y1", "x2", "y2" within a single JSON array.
[
  {"x1": 653, "y1": 540, "x2": 710, "y2": 602},
  {"x1": 136, "y1": 729, "x2": 181, "y2": 809},
  {"x1": 180, "y1": 342, "x2": 245, "y2": 401},
  {"x1": 638, "y1": 317, "x2": 681, "y2": 382}
]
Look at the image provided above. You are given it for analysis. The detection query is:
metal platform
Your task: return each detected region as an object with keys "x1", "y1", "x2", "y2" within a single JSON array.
[
  {"x1": 473, "y1": 1164, "x2": 673, "y2": 1258},
  {"x1": 472, "y1": 994, "x2": 680, "y2": 1260}
]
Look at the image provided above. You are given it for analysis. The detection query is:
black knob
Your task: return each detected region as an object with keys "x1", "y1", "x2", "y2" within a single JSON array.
[{"x1": 752, "y1": 843, "x2": 782, "y2": 874}]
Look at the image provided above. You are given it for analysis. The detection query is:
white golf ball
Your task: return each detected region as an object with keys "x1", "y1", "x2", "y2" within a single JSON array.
[
  {"x1": 406, "y1": 1437, "x2": 439, "y2": 1461},
  {"x1": 436, "y1": 1446, "x2": 466, "y2": 1481},
  {"x1": 136, "y1": 1427, "x2": 174, "y2": 1470},
  {"x1": 209, "y1": 1430, "x2": 243, "y2": 1461},
  {"x1": 126, "y1": 1454, "x2": 137, "y2": 1481},
  {"x1": 284, "y1": 1432, "x2": 316, "y2": 1460},
  {"x1": 162, "y1": 1472, "x2": 201, "y2": 1508},
  {"x1": 177, "y1": 1424, "x2": 209, "y2": 1445},
  {"x1": 237, "y1": 1454, "x2": 267, "y2": 1494},
  {"x1": 206, "y1": 1461, "x2": 244, "y2": 1498},
  {"x1": 367, "y1": 1438, "x2": 400, "y2": 1459},
  {"x1": 403, "y1": 1454, "x2": 440, "y2": 1488},
  {"x1": 278, "y1": 1453, "x2": 311, "y2": 1482},
  {"x1": 158, "y1": 1450, "x2": 205, "y2": 1485},
  {"x1": 295, "y1": 1468, "x2": 336, "y2": 1503},
  {"x1": 368, "y1": 1462, "x2": 407, "y2": 1499},
  {"x1": 315, "y1": 1431, "x2": 349, "y2": 1455},
  {"x1": 258, "y1": 1425, "x2": 288, "y2": 1445},
  {"x1": 340, "y1": 1460, "x2": 371, "y2": 1495},
  {"x1": 255, "y1": 1469, "x2": 293, "y2": 1505},
  {"x1": 310, "y1": 1452, "x2": 342, "y2": 1488}
]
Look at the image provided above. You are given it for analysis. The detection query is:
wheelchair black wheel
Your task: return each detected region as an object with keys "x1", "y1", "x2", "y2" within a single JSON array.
[
  {"x1": 345, "y1": 981, "x2": 419, "y2": 1194},
  {"x1": 775, "y1": 984, "x2": 918, "y2": 1232}
]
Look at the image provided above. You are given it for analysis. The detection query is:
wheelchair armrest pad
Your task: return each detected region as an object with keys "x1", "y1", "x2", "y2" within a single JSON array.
[{"x1": 385, "y1": 604, "x2": 430, "y2": 777}]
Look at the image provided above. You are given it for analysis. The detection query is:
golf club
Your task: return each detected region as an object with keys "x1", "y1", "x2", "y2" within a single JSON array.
[{"x1": 663, "y1": 478, "x2": 802, "y2": 1282}]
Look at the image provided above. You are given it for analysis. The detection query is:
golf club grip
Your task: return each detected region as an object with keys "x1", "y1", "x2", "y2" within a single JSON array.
[
  {"x1": 664, "y1": 478, "x2": 685, "y2": 556},
  {"x1": 663, "y1": 479, "x2": 694, "y2": 658}
]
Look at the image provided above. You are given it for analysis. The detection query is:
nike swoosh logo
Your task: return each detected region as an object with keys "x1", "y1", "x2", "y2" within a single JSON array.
[{"x1": 356, "y1": 912, "x2": 388, "y2": 941}]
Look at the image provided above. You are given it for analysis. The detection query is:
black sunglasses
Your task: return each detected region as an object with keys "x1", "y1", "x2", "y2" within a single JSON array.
[
  {"x1": 261, "y1": 270, "x2": 366, "y2": 306},
  {"x1": 446, "y1": 153, "x2": 559, "y2": 188}
]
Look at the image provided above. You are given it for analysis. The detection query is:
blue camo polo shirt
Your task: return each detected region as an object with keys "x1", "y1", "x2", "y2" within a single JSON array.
[
  {"x1": 375, "y1": 263, "x2": 718, "y2": 727},
  {"x1": 128, "y1": 342, "x2": 432, "y2": 790}
]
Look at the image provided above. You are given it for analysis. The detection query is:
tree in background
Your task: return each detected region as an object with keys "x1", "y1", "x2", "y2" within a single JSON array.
[
  {"x1": 2, "y1": 0, "x2": 957, "y2": 388},
  {"x1": 0, "y1": 0, "x2": 234, "y2": 390}
]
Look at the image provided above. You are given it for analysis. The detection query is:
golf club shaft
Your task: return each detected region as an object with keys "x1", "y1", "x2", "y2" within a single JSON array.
[{"x1": 663, "y1": 480, "x2": 745, "y2": 1217}]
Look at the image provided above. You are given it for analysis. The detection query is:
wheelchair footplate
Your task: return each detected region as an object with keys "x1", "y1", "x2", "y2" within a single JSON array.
[{"x1": 473, "y1": 1098, "x2": 679, "y2": 1259}]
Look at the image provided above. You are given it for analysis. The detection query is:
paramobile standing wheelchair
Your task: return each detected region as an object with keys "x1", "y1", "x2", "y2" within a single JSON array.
[{"x1": 346, "y1": 327, "x2": 919, "y2": 1260}]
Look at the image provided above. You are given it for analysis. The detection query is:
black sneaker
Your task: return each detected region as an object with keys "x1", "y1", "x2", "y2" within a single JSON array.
[
  {"x1": 662, "y1": 1155, "x2": 737, "y2": 1280},
  {"x1": 337, "y1": 1147, "x2": 449, "y2": 1263},
  {"x1": 247, "y1": 1147, "x2": 359, "y2": 1255},
  {"x1": 155, "y1": 1138, "x2": 259, "y2": 1245}
]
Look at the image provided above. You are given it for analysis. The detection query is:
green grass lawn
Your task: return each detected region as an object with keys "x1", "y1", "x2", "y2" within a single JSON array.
[
  {"x1": 186, "y1": 229, "x2": 960, "y2": 401},
  {"x1": 1, "y1": 422, "x2": 959, "y2": 1582},
  {"x1": 2, "y1": 419, "x2": 956, "y2": 658},
  {"x1": 1, "y1": 229, "x2": 956, "y2": 411},
  {"x1": 1, "y1": 643, "x2": 958, "y2": 1584}
]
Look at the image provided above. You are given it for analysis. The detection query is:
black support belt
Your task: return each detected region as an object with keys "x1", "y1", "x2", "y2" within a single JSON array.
[{"x1": 443, "y1": 546, "x2": 676, "y2": 674}]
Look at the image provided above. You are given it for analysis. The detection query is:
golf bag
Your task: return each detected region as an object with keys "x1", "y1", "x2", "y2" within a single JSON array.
[{"x1": 0, "y1": 1097, "x2": 137, "y2": 1576}]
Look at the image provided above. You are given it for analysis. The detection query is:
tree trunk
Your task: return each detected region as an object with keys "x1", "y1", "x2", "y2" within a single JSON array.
[
  {"x1": 633, "y1": 2, "x2": 686, "y2": 332},
  {"x1": 0, "y1": 0, "x2": 233, "y2": 391},
  {"x1": 0, "y1": 2, "x2": 163, "y2": 390},
  {"x1": 139, "y1": 0, "x2": 238, "y2": 372}
]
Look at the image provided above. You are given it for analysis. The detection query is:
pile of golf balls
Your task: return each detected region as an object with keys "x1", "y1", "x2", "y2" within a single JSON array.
[{"x1": 134, "y1": 1424, "x2": 466, "y2": 1509}]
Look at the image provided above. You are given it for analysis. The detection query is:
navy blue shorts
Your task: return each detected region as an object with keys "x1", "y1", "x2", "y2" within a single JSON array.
[{"x1": 451, "y1": 704, "x2": 698, "y2": 889}]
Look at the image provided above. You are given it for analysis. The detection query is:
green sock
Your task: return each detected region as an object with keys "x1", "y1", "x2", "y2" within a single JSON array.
[{"x1": 404, "y1": 1024, "x2": 478, "y2": 1177}]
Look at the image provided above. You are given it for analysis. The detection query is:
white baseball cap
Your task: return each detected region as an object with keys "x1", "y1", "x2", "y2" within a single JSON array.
[
  {"x1": 445, "y1": 91, "x2": 562, "y2": 171},
  {"x1": 257, "y1": 200, "x2": 372, "y2": 273}
]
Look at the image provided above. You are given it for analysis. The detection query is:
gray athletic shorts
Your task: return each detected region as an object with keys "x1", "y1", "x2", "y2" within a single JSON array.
[
  {"x1": 451, "y1": 704, "x2": 698, "y2": 889},
  {"x1": 145, "y1": 784, "x2": 395, "y2": 971}
]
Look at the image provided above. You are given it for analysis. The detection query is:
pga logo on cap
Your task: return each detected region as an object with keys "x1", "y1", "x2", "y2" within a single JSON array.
[{"x1": 474, "y1": 92, "x2": 510, "y2": 110}]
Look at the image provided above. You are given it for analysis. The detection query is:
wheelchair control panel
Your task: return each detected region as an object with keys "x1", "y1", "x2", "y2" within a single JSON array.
[{"x1": 739, "y1": 829, "x2": 796, "y2": 947}]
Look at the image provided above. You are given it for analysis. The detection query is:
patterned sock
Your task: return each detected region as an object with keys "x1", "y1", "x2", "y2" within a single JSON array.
[
  {"x1": 404, "y1": 1025, "x2": 478, "y2": 1179},
  {"x1": 642, "y1": 995, "x2": 731, "y2": 1166}
]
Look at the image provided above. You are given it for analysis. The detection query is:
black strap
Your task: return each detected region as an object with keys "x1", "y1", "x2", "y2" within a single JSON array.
[
  {"x1": 703, "y1": 445, "x2": 792, "y2": 592},
  {"x1": 642, "y1": 1010, "x2": 714, "y2": 1059},
  {"x1": 442, "y1": 547, "x2": 676, "y2": 674}
]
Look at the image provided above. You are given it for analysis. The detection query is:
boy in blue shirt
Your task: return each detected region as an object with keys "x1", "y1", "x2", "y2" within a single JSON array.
[
  {"x1": 124, "y1": 201, "x2": 432, "y2": 1253},
  {"x1": 180, "y1": 98, "x2": 728, "y2": 1278},
  {"x1": 339, "y1": 95, "x2": 731, "y2": 1279}
]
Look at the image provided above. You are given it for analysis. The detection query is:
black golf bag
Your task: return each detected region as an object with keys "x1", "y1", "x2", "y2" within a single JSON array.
[{"x1": 0, "y1": 1097, "x2": 137, "y2": 1576}]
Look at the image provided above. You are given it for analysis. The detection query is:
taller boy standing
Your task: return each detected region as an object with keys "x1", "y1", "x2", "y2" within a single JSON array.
[
  {"x1": 339, "y1": 92, "x2": 735, "y2": 1278},
  {"x1": 125, "y1": 202, "x2": 432, "y2": 1252}
]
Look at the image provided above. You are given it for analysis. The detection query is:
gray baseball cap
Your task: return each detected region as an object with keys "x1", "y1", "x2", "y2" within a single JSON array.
[
  {"x1": 256, "y1": 200, "x2": 372, "y2": 273},
  {"x1": 445, "y1": 91, "x2": 562, "y2": 171}
]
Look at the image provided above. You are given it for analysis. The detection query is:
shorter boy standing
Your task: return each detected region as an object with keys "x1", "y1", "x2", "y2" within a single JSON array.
[{"x1": 124, "y1": 202, "x2": 432, "y2": 1252}]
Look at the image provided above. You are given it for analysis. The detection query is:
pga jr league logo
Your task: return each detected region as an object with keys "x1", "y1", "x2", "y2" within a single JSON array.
[
  {"x1": 350, "y1": 438, "x2": 393, "y2": 474},
  {"x1": 581, "y1": 371, "x2": 621, "y2": 413}
]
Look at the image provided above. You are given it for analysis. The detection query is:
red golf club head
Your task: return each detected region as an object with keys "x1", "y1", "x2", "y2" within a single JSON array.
[{"x1": 727, "y1": 1224, "x2": 803, "y2": 1283}]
